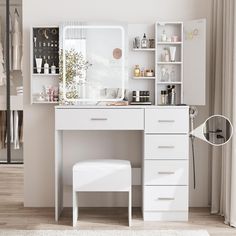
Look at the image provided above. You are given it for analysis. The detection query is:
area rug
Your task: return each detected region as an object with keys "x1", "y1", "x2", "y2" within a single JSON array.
[{"x1": 0, "y1": 230, "x2": 210, "y2": 236}]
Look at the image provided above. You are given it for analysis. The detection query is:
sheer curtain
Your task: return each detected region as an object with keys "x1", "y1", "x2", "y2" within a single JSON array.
[{"x1": 210, "y1": 0, "x2": 236, "y2": 227}]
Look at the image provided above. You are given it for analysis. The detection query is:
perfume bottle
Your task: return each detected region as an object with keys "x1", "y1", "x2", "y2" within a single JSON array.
[
  {"x1": 141, "y1": 34, "x2": 148, "y2": 48},
  {"x1": 134, "y1": 65, "x2": 141, "y2": 77}
]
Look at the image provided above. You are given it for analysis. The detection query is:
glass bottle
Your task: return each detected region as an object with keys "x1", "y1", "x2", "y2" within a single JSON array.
[
  {"x1": 141, "y1": 33, "x2": 148, "y2": 48},
  {"x1": 170, "y1": 67, "x2": 176, "y2": 81},
  {"x1": 161, "y1": 67, "x2": 166, "y2": 81},
  {"x1": 161, "y1": 29, "x2": 167, "y2": 42},
  {"x1": 134, "y1": 65, "x2": 141, "y2": 77}
]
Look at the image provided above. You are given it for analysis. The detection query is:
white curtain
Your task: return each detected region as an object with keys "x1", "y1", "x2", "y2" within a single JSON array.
[{"x1": 211, "y1": 0, "x2": 236, "y2": 227}]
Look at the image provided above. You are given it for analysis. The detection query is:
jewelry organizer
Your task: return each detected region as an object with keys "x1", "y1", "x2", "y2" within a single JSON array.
[
  {"x1": 30, "y1": 26, "x2": 60, "y2": 104},
  {"x1": 32, "y1": 27, "x2": 59, "y2": 74}
]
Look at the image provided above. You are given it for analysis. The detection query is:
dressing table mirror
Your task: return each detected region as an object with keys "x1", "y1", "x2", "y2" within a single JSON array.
[{"x1": 59, "y1": 23, "x2": 126, "y2": 105}]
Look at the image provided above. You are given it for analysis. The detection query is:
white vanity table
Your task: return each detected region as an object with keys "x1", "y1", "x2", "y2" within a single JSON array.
[{"x1": 55, "y1": 105, "x2": 189, "y2": 221}]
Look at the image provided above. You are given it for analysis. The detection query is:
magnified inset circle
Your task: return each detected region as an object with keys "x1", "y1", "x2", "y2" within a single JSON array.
[{"x1": 203, "y1": 115, "x2": 233, "y2": 146}]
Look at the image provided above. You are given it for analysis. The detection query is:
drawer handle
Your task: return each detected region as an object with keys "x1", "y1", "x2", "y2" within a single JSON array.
[
  {"x1": 157, "y1": 197, "x2": 175, "y2": 201},
  {"x1": 158, "y1": 120, "x2": 175, "y2": 123},
  {"x1": 158, "y1": 171, "x2": 175, "y2": 175},
  {"x1": 158, "y1": 145, "x2": 175, "y2": 149},
  {"x1": 90, "y1": 118, "x2": 108, "y2": 121}
]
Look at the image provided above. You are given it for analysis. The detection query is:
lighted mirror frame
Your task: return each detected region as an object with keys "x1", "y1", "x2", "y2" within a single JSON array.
[{"x1": 62, "y1": 25, "x2": 125, "y2": 103}]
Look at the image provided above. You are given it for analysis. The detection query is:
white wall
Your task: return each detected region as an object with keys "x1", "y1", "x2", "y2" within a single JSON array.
[{"x1": 23, "y1": 0, "x2": 212, "y2": 207}]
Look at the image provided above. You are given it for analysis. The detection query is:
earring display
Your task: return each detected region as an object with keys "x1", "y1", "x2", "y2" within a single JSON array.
[{"x1": 32, "y1": 27, "x2": 59, "y2": 74}]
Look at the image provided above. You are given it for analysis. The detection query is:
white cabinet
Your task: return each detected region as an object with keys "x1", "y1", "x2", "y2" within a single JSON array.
[
  {"x1": 155, "y1": 20, "x2": 206, "y2": 106},
  {"x1": 143, "y1": 107, "x2": 189, "y2": 221}
]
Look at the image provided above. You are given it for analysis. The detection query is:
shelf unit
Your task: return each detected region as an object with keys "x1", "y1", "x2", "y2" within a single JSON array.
[
  {"x1": 155, "y1": 22, "x2": 184, "y2": 105},
  {"x1": 30, "y1": 26, "x2": 60, "y2": 104},
  {"x1": 128, "y1": 22, "x2": 183, "y2": 106}
]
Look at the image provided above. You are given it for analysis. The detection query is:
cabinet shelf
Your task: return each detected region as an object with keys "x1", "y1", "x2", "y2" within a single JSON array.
[
  {"x1": 156, "y1": 42, "x2": 182, "y2": 45},
  {"x1": 33, "y1": 101, "x2": 59, "y2": 104},
  {"x1": 32, "y1": 73, "x2": 59, "y2": 77},
  {"x1": 157, "y1": 81, "x2": 182, "y2": 85},
  {"x1": 133, "y1": 76, "x2": 156, "y2": 80},
  {"x1": 133, "y1": 48, "x2": 155, "y2": 52},
  {"x1": 157, "y1": 62, "x2": 182, "y2": 65}
]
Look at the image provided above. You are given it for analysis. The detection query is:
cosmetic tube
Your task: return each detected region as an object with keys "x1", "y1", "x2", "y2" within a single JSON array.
[
  {"x1": 169, "y1": 47, "x2": 176, "y2": 62},
  {"x1": 35, "y1": 58, "x2": 42, "y2": 73}
]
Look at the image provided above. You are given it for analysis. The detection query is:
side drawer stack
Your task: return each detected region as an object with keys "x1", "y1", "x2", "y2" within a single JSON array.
[{"x1": 143, "y1": 107, "x2": 189, "y2": 221}]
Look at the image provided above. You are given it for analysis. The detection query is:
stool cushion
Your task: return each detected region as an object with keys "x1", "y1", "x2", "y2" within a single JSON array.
[{"x1": 73, "y1": 159, "x2": 131, "y2": 192}]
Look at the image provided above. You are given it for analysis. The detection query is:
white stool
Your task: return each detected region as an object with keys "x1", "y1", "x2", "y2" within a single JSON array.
[{"x1": 72, "y1": 159, "x2": 132, "y2": 227}]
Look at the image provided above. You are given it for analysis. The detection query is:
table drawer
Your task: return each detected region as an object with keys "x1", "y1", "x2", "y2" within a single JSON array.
[
  {"x1": 145, "y1": 108, "x2": 189, "y2": 133},
  {"x1": 144, "y1": 186, "x2": 188, "y2": 211},
  {"x1": 55, "y1": 109, "x2": 144, "y2": 130},
  {"x1": 144, "y1": 160, "x2": 188, "y2": 185},
  {"x1": 145, "y1": 135, "x2": 188, "y2": 159}
]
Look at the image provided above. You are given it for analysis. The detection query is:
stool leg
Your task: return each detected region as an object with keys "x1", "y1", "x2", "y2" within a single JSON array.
[
  {"x1": 128, "y1": 189, "x2": 132, "y2": 226},
  {"x1": 73, "y1": 190, "x2": 78, "y2": 227}
]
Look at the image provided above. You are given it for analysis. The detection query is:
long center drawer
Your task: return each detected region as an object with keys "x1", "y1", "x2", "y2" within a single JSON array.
[{"x1": 55, "y1": 108, "x2": 144, "y2": 130}]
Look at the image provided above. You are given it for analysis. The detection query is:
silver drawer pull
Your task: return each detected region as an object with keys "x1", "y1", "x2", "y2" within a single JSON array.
[
  {"x1": 158, "y1": 171, "x2": 175, "y2": 175},
  {"x1": 158, "y1": 119, "x2": 175, "y2": 123},
  {"x1": 157, "y1": 197, "x2": 175, "y2": 201},
  {"x1": 158, "y1": 145, "x2": 175, "y2": 149},
  {"x1": 90, "y1": 118, "x2": 108, "y2": 121}
]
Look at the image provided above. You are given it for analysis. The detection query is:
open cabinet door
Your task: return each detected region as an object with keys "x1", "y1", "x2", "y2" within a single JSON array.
[{"x1": 183, "y1": 19, "x2": 206, "y2": 105}]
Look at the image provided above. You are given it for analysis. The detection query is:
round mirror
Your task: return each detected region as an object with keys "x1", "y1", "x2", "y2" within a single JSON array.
[{"x1": 203, "y1": 115, "x2": 233, "y2": 146}]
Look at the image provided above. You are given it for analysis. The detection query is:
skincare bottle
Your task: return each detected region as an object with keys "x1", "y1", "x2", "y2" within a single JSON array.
[
  {"x1": 44, "y1": 60, "x2": 49, "y2": 74},
  {"x1": 164, "y1": 49, "x2": 170, "y2": 62},
  {"x1": 140, "y1": 67, "x2": 145, "y2": 77},
  {"x1": 169, "y1": 47, "x2": 176, "y2": 62},
  {"x1": 35, "y1": 57, "x2": 42, "y2": 73},
  {"x1": 171, "y1": 85, "x2": 176, "y2": 105},
  {"x1": 134, "y1": 65, "x2": 141, "y2": 77},
  {"x1": 161, "y1": 30, "x2": 167, "y2": 42},
  {"x1": 161, "y1": 90, "x2": 168, "y2": 105},
  {"x1": 161, "y1": 90, "x2": 165, "y2": 104},
  {"x1": 141, "y1": 34, "x2": 148, "y2": 48},
  {"x1": 51, "y1": 63, "x2": 56, "y2": 74}
]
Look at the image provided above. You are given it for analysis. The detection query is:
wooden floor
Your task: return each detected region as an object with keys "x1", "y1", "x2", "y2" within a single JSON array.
[{"x1": 0, "y1": 165, "x2": 235, "y2": 236}]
